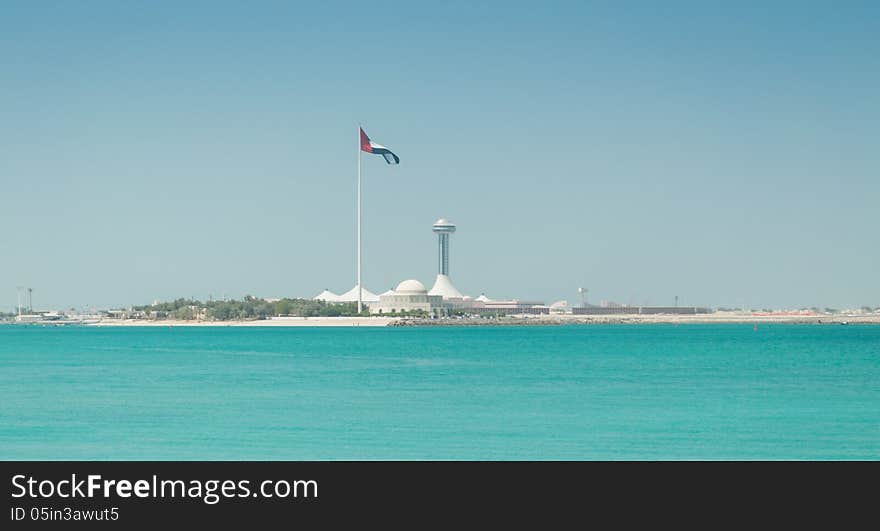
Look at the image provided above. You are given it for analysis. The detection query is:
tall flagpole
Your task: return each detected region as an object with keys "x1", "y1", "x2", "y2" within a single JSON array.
[{"x1": 357, "y1": 124, "x2": 362, "y2": 314}]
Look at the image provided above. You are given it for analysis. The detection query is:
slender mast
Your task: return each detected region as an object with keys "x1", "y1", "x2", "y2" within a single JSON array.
[{"x1": 357, "y1": 124, "x2": 362, "y2": 314}]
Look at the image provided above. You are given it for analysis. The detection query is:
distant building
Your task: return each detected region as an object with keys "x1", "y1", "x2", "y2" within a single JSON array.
[
  {"x1": 310, "y1": 217, "x2": 559, "y2": 316},
  {"x1": 471, "y1": 299, "x2": 548, "y2": 315},
  {"x1": 573, "y1": 306, "x2": 711, "y2": 315},
  {"x1": 549, "y1": 300, "x2": 571, "y2": 314},
  {"x1": 103, "y1": 309, "x2": 148, "y2": 319},
  {"x1": 371, "y1": 279, "x2": 445, "y2": 315}
]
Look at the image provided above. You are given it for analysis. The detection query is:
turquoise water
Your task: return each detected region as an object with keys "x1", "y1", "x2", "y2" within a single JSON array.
[{"x1": 0, "y1": 324, "x2": 877, "y2": 460}]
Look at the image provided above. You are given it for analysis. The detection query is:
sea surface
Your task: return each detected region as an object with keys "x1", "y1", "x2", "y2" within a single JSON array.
[{"x1": 1, "y1": 324, "x2": 877, "y2": 460}]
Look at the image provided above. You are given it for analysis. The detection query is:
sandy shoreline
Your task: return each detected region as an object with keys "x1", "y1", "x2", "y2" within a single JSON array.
[
  {"x1": 550, "y1": 312, "x2": 880, "y2": 325},
  {"x1": 395, "y1": 313, "x2": 880, "y2": 326},
  {"x1": 80, "y1": 312, "x2": 880, "y2": 327},
  {"x1": 89, "y1": 316, "x2": 396, "y2": 327}
]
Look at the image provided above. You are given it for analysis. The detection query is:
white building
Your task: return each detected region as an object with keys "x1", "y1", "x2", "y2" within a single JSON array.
[
  {"x1": 549, "y1": 300, "x2": 572, "y2": 314},
  {"x1": 370, "y1": 279, "x2": 445, "y2": 315}
]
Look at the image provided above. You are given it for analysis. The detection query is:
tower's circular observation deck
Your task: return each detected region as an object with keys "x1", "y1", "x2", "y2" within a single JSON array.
[{"x1": 432, "y1": 218, "x2": 456, "y2": 233}]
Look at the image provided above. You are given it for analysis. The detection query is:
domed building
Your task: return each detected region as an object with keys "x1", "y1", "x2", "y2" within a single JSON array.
[{"x1": 370, "y1": 279, "x2": 445, "y2": 315}]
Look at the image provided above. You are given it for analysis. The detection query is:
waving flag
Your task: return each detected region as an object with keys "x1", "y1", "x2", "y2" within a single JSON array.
[{"x1": 360, "y1": 127, "x2": 399, "y2": 164}]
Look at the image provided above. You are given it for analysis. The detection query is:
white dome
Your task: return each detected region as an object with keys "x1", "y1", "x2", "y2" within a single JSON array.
[{"x1": 395, "y1": 279, "x2": 427, "y2": 294}]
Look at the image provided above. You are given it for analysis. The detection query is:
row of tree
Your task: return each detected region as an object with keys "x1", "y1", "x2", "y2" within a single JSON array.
[{"x1": 132, "y1": 296, "x2": 368, "y2": 321}]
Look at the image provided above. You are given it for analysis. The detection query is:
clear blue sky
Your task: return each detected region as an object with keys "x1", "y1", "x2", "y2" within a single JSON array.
[{"x1": 1, "y1": 1, "x2": 878, "y2": 311}]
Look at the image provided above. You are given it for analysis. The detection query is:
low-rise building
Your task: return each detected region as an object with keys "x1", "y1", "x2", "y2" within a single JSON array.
[
  {"x1": 370, "y1": 279, "x2": 445, "y2": 315},
  {"x1": 573, "y1": 306, "x2": 711, "y2": 315},
  {"x1": 471, "y1": 299, "x2": 548, "y2": 315}
]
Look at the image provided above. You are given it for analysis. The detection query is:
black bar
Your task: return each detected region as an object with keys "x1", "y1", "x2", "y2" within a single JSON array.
[{"x1": 2, "y1": 462, "x2": 875, "y2": 527}]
